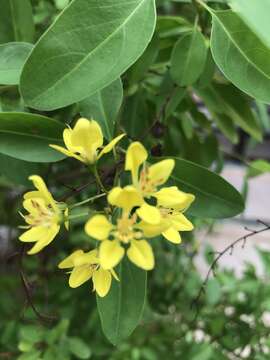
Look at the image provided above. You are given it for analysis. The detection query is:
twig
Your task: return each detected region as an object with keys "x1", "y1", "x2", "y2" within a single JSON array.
[
  {"x1": 191, "y1": 220, "x2": 270, "y2": 318},
  {"x1": 18, "y1": 245, "x2": 57, "y2": 324}
]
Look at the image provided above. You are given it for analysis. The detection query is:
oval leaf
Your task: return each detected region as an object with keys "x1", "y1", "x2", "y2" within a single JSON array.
[
  {"x1": 170, "y1": 30, "x2": 207, "y2": 86},
  {"x1": 171, "y1": 157, "x2": 245, "y2": 218},
  {"x1": 97, "y1": 258, "x2": 146, "y2": 345},
  {"x1": 20, "y1": 0, "x2": 156, "y2": 111},
  {"x1": 208, "y1": 7, "x2": 270, "y2": 104},
  {"x1": 0, "y1": 0, "x2": 35, "y2": 44},
  {"x1": 0, "y1": 112, "x2": 66, "y2": 162},
  {"x1": 79, "y1": 78, "x2": 123, "y2": 140},
  {"x1": 0, "y1": 42, "x2": 33, "y2": 85}
]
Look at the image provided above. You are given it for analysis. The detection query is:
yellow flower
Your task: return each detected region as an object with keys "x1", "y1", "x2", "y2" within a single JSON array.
[
  {"x1": 140, "y1": 187, "x2": 195, "y2": 244},
  {"x1": 50, "y1": 118, "x2": 124, "y2": 164},
  {"x1": 125, "y1": 141, "x2": 175, "y2": 197},
  {"x1": 125, "y1": 141, "x2": 175, "y2": 224},
  {"x1": 58, "y1": 249, "x2": 118, "y2": 297},
  {"x1": 19, "y1": 175, "x2": 67, "y2": 255},
  {"x1": 85, "y1": 186, "x2": 164, "y2": 271}
]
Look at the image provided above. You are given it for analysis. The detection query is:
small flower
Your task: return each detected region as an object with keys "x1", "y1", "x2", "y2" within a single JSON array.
[
  {"x1": 58, "y1": 249, "x2": 118, "y2": 297},
  {"x1": 125, "y1": 141, "x2": 175, "y2": 224},
  {"x1": 140, "y1": 187, "x2": 195, "y2": 244},
  {"x1": 19, "y1": 175, "x2": 67, "y2": 255},
  {"x1": 85, "y1": 186, "x2": 165, "y2": 271},
  {"x1": 125, "y1": 141, "x2": 175, "y2": 198},
  {"x1": 50, "y1": 118, "x2": 125, "y2": 164}
]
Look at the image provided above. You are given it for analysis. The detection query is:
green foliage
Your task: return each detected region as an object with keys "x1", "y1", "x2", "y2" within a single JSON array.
[
  {"x1": 20, "y1": 0, "x2": 157, "y2": 110},
  {"x1": 171, "y1": 157, "x2": 244, "y2": 218},
  {"x1": 0, "y1": 112, "x2": 65, "y2": 162},
  {"x1": 97, "y1": 258, "x2": 147, "y2": 345},
  {"x1": 0, "y1": 42, "x2": 33, "y2": 85}
]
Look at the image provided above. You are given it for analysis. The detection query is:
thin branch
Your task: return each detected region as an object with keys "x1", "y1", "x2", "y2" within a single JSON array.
[{"x1": 191, "y1": 220, "x2": 270, "y2": 318}]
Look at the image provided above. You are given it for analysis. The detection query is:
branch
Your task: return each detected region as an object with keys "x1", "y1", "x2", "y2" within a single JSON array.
[{"x1": 191, "y1": 220, "x2": 270, "y2": 318}]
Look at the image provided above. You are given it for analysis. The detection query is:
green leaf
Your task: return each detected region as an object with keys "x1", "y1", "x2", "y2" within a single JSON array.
[
  {"x1": 78, "y1": 78, "x2": 123, "y2": 140},
  {"x1": 68, "y1": 337, "x2": 91, "y2": 359},
  {"x1": 0, "y1": 42, "x2": 33, "y2": 85},
  {"x1": 0, "y1": 154, "x2": 43, "y2": 186},
  {"x1": 0, "y1": 112, "x2": 66, "y2": 162},
  {"x1": 247, "y1": 159, "x2": 270, "y2": 178},
  {"x1": 97, "y1": 257, "x2": 147, "y2": 345},
  {"x1": 170, "y1": 30, "x2": 207, "y2": 86},
  {"x1": 214, "y1": 113, "x2": 238, "y2": 144},
  {"x1": 20, "y1": 0, "x2": 156, "y2": 110},
  {"x1": 208, "y1": 7, "x2": 270, "y2": 103},
  {"x1": 195, "y1": 84, "x2": 262, "y2": 141},
  {"x1": 230, "y1": 0, "x2": 270, "y2": 48},
  {"x1": 0, "y1": 0, "x2": 35, "y2": 44},
  {"x1": 170, "y1": 157, "x2": 245, "y2": 218}
]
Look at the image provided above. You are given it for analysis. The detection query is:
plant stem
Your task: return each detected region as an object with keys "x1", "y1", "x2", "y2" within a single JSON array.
[
  {"x1": 67, "y1": 212, "x2": 90, "y2": 221},
  {"x1": 69, "y1": 193, "x2": 106, "y2": 209},
  {"x1": 93, "y1": 165, "x2": 108, "y2": 193}
]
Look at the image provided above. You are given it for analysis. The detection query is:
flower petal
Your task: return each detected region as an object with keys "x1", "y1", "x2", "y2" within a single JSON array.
[
  {"x1": 162, "y1": 227, "x2": 181, "y2": 244},
  {"x1": 99, "y1": 240, "x2": 125, "y2": 270},
  {"x1": 49, "y1": 144, "x2": 84, "y2": 163},
  {"x1": 69, "y1": 266, "x2": 93, "y2": 288},
  {"x1": 58, "y1": 249, "x2": 84, "y2": 269},
  {"x1": 19, "y1": 226, "x2": 48, "y2": 242},
  {"x1": 98, "y1": 134, "x2": 125, "y2": 159},
  {"x1": 28, "y1": 175, "x2": 57, "y2": 209},
  {"x1": 127, "y1": 240, "x2": 154, "y2": 270},
  {"x1": 73, "y1": 250, "x2": 99, "y2": 267},
  {"x1": 148, "y1": 159, "x2": 175, "y2": 187},
  {"x1": 92, "y1": 268, "x2": 112, "y2": 297},
  {"x1": 27, "y1": 224, "x2": 60, "y2": 255},
  {"x1": 108, "y1": 186, "x2": 143, "y2": 211},
  {"x1": 136, "y1": 203, "x2": 161, "y2": 225},
  {"x1": 71, "y1": 118, "x2": 103, "y2": 163},
  {"x1": 85, "y1": 215, "x2": 113, "y2": 241},
  {"x1": 138, "y1": 220, "x2": 169, "y2": 238},
  {"x1": 125, "y1": 142, "x2": 148, "y2": 185},
  {"x1": 171, "y1": 213, "x2": 194, "y2": 231},
  {"x1": 154, "y1": 186, "x2": 195, "y2": 210}
]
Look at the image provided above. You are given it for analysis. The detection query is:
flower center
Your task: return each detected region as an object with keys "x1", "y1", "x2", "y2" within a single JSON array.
[
  {"x1": 113, "y1": 214, "x2": 142, "y2": 244},
  {"x1": 139, "y1": 166, "x2": 165, "y2": 197},
  {"x1": 27, "y1": 199, "x2": 59, "y2": 227}
]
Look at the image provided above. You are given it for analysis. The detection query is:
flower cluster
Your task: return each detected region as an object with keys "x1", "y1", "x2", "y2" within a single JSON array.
[{"x1": 19, "y1": 118, "x2": 195, "y2": 297}]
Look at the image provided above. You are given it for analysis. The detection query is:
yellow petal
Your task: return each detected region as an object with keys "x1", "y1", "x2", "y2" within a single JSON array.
[
  {"x1": 28, "y1": 175, "x2": 57, "y2": 209},
  {"x1": 127, "y1": 239, "x2": 154, "y2": 270},
  {"x1": 138, "y1": 220, "x2": 169, "y2": 238},
  {"x1": 71, "y1": 118, "x2": 103, "y2": 163},
  {"x1": 92, "y1": 268, "x2": 112, "y2": 297},
  {"x1": 27, "y1": 225, "x2": 60, "y2": 255},
  {"x1": 49, "y1": 144, "x2": 84, "y2": 163},
  {"x1": 98, "y1": 134, "x2": 125, "y2": 159},
  {"x1": 73, "y1": 249, "x2": 99, "y2": 266},
  {"x1": 136, "y1": 203, "x2": 161, "y2": 225},
  {"x1": 64, "y1": 207, "x2": 69, "y2": 230},
  {"x1": 171, "y1": 213, "x2": 194, "y2": 231},
  {"x1": 69, "y1": 266, "x2": 93, "y2": 288},
  {"x1": 125, "y1": 142, "x2": 148, "y2": 185},
  {"x1": 85, "y1": 215, "x2": 113, "y2": 240},
  {"x1": 99, "y1": 240, "x2": 125, "y2": 270},
  {"x1": 110, "y1": 268, "x2": 120, "y2": 281},
  {"x1": 154, "y1": 186, "x2": 195, "y2": 210},
  {"x1": 162, "y1": 227, "x2": 182, "y2": 244},
  {"x1": 58, "y1": 249, "x2": 85, "y2": 269},
  {"x1": 108, "y1": 186, "x2": 143, "y2": 211},
  {"x1": 148, "y1": 159, "x2": 175, "y2": 187},
  {"x1": 19, "y1": 226, "x2": 48, "y2": 242}
]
